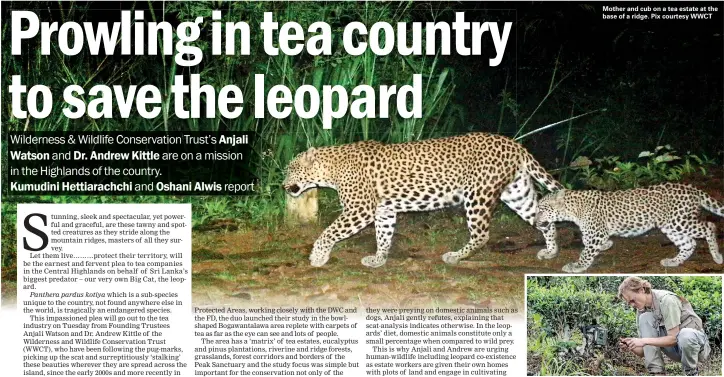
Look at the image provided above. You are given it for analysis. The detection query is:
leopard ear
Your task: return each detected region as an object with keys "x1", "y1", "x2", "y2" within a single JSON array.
[
  {"x1": 302, "y1": 147, "x2": 317, "y2": 166},
  {"x1": 551, "y1": 189, "x2": 566, "y2": 203}
]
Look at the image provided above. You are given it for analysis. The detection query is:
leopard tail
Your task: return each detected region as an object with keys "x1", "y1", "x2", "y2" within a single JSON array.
[
  {"x1": 701, "y1": 191, "x2": 724, "y2": 217},
  {"x1": 524, "y1": 152, "x2": 564, "y2": 192}
]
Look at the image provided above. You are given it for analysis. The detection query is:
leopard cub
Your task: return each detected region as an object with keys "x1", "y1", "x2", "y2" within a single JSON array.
[{"x1": 535, "y1": 182, "x2": 723, "y2": 273}]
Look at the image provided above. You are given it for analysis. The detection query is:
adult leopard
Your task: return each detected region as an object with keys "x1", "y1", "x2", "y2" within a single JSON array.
[
  {"x1": 283, "y1": 133, "x2": 563, "y2": 267},
  {"x1": 535, "y1": 183, "x2": 724, "y2": 273}
]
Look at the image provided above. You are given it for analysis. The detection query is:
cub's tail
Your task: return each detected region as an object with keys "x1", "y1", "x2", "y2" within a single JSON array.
[
  {"x1": 524, "y1": 151, "x2": 564, "y2": 193},
  {"x1": 701, "y1": 191, "x2": 724, "y2": 217}
]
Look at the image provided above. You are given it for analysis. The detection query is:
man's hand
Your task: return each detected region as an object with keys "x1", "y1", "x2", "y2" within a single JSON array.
[
  {"x1": 619, "y1": 338, "x2": 629, "y2": 351},
  {"x1": 619, "y1": 337, "x2": 645, "y2": 351}
]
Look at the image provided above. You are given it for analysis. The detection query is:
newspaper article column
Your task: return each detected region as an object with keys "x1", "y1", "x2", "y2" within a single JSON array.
[{"x1": 16, "y1": 203, "x2": 192, "y2": 377}]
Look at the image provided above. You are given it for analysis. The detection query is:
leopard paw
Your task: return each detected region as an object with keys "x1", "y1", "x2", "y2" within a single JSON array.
[
  {"x1": 442, "y1": 252, "x2": 462, "y2": 265},
  {"x1": 562, "y1": 262, "x2": 589, "y2": 273},
  {"x1": 537, "y1": 248, "x2": 558, "y2": 260},
  {"x1": 310, "y1": 254, "x2": 330, "y2": 267},
  {"x1": 601, "y1": 240, "x2": 614, "y2": 251},
  {"x1": 660, "y1": 258, "x2": 682, "y2": 268},
  {"x1": 361, "y1": 256, "x2": 387, "y2": 268}
]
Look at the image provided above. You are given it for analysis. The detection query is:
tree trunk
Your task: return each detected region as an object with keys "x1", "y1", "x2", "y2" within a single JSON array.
[{"x1": 285, "y1": 188, "x2": 318, "y2": 224}]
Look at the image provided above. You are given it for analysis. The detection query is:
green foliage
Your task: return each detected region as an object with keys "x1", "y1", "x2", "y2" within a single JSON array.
[
  {"x1": 528, "y1": 313, "x2": 588, "y2": 376},
  {"x1": 527, "y1": 278, "x2": 636, "y2": 345},
  {"x1": 564, "y1": 145, "x2": 714, "y2": 190},
  {"x1": 1, "y1": 204, "x2": 18, "y2": 269},
  {"x1": 676, "y1": 277, "x2": 723, "y2": 344},
  {"x1": 540, "y1": 357, "x2": 588, "y2": 376}
]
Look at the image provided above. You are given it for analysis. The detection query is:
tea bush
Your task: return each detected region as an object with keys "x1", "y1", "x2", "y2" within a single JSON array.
[
  {"x1": 527, "y1": 278, "x2": 636, "y2": 348},
  {"x1": 676, "y1": 277, "x2": 723, "y2": 344}
]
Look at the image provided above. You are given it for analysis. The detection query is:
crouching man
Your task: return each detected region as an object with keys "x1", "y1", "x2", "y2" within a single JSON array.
[{"x1": 617, "y1": 276, "x2": 711, "y2": 376}]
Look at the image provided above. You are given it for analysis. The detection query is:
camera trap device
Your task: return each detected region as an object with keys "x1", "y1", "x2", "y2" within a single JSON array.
[{"x1": 582, "y1": 325, "x2": 608, "y2": 346}]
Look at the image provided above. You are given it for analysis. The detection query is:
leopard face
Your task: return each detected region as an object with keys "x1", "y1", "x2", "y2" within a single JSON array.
[
  {"x1": 535, "y1": 190, "x2": 569, "y2": 229},
  {"x1": 282, "y1": 148, "x2": 333, "y2": 197}
]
